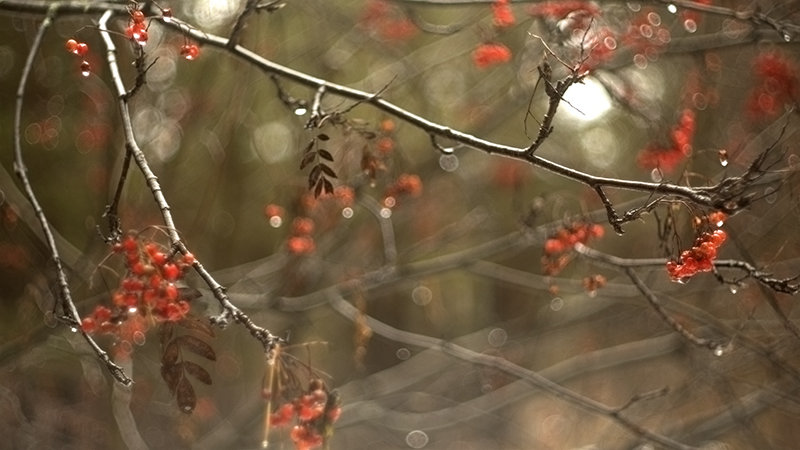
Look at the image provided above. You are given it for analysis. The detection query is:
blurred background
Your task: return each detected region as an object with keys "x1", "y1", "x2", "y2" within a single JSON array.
[{"x1": 1, "y1": 0, "x2": 800, "y2": 449}]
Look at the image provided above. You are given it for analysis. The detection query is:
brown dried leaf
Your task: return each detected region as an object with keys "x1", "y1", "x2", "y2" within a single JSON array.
[
  {"x1": 176, "y1": 375, "x2": 196, "y2": 413},
  {"x1": 323, "y1": 178, "x2": 334, "y2": 195},
  {"x1": 318, "y1": 149, "x2": 333, "y2": 161},
  {"x1": 159, "y1": 322, "x2": 175, "y2": 348},
  {"x1": 183, "y1": 361, "x2": 213, "y2": 385},
  {"x1": 314, "y1": 178, "x2": 324, "y2": 197},
  {"x1": 300, "y1": 151, "x2": 316, "y2": 170},
  {"x1": 176, "y1": 335, "x2": 216, "y2": 361},
  {"x1": 317, "y1": 133, "x2": 330, "y2": 141},
  {"x1": 162, "y1": 340, "x2": 181, "y2": 366},
  {"x1": 177, "y1": 316, "x2": 215, "y2": 338},
  {"x1": 320, "y1": 164, "x2": 337, "y2": 178},
  {"x1": 161, "y1": 363, "x2": 182, "y2": 393}
]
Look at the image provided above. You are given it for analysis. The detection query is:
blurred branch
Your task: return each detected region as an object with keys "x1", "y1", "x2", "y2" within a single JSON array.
[
  {"x1": 327, "y1": 292, "x2": 699, "y2": 450},
  {"x1": 12, "y1": 7, "x2": 132, "y2": 386}
]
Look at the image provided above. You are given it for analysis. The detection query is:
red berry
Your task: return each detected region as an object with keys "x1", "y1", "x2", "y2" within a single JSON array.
[
  {"x1": 131, "y1": 10, "x2": 145, "y2": 24},
  {"x1": 162, "y1": 263, "x2": 180, "y2": 281},
  {"x1": 162, "y1": 8, "x2": 173, "y2": 18},
  {"x1": 65, "y1": 38, "x2": 79, "y2": 53},
  {"x1": 81, "y1": 317, "x2": 96, "y2": 333},
  {"x1": 180, "y1": 44, "x2": 199, "y2": 60},
  {"x1": 76, "y1": 42, "x2": 89, "y2": 57}
]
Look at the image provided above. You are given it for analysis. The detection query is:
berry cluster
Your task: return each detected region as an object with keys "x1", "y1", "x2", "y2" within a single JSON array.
[
  {"x1": 360, "y1": 0, "x2": 418, "y2": 42},
  {"x1": 542, "y1": 221, "x2": 605, "y2": 275},
  {"x1": 746, "y1": 52, "x2": 798, "y2": 121},
  {"x1": 81, "y1": 235, "x2": 196, "y2": 335},
  {"x1": 492, "y1": 0, "x2": 515, "y2": 28},
  {"x1": 637, "y1": 108, "x2": 696, "y2": 172},
  {"x1": 472, "y1": 43, "x2": 512, "y2": 69},
  {"x1": 269, "y1": 379, "x2": 342, "y2": 450},
  {"x1": 384, "y1": 173, "x2": 423, "y2": 206},
  {"x1": 65, "y1": 38, "x2": 92, "y2": 77},
  {"x1": 266, "y1": 186, "x2": 356, "y2": 256},
  {"x1": 582, "y1": 274, "x2": 607, "y2": 296},
  {"x1": 666, "y1": 213, "x2": 728, "y2": 282},
  {"x1": 125, "y1": 7, "x2": 149, "y2": 46}
]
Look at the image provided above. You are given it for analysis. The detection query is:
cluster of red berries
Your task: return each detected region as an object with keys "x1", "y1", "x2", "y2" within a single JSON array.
[
  {"x1": 472, "y1": 43, "x2": 512, "y2": 69},
  {"x1": 492, "y1": 0, "x2": 516, "y2": 28},
  {"x1": 746, "y1": 52, "x2": 798, "y2": 121},
  {"x1": 360, "y1": 0, "x2": 418, "y2": 42},
  {"x1": 81, "y1": 235, "x2": 196, "y2": 335},
  {"x1": 637, "y1": 108, "x2": 696, "y2": 172},
  {"x1": 269, "y1": 379, "x2": 342, "y2": 450},
  {"x1": 125, "y1": 8, "x2": 149, "y2": 46},
  {"x1": 582, "y1": 274, "x2": 607, "y2": 295},
  {"x1": 666, "y1": 212, "x2": 728, "y2": 282},
  {"x1": 287, "y1": 217, "x2": 316, "y2": 255},
  {"x1": 542, "y1": 221, "x2": 605, "y2": 275},
  {"x1": 65, "y1": 39, "x2": 92, "y2": 77},
  {"x1": 384, "y1": 173, "x2": 423, "y2": 206}
]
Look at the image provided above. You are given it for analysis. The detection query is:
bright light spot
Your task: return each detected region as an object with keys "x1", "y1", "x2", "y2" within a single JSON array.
[
  {"x1": 667, "y1": 4, "x2": 678, "y2": 13},
  {"x1": 379, "y1": 208, "x2": 392, "y2": 218},
  {"x1": 193, "y1": 0, "x2": 243, "y2": 29},
  {"x1": 487, "y1": 328, "x2": 508, "y2": 347},
  {"x1": 252, "y1": 122, "x2": 294, "y2": 164},
  {"x1": 269, "y1": 216, "x2": 283, "y2": 228},
  {"x1": 342, "y1": 207, "x2": 354, "y2": 218},
  {"x1": 396, "y1": 348, "x2": 411, "y2": 360},
  {"x1": 406, "y1": 430, "x2": 429, "y2": 448},
  {"x1": 561, "y1": 78, "x2": 612, "y2": 122},
  {"x1": 550, "y1": 297, "x2": 564, "y2": 311},
  {"x1": 412, "y1": 285, "x2": 432, "y2": 306}
]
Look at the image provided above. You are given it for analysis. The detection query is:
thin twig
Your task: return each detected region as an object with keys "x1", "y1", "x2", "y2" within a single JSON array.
[{"x1": 13, "y1": 6, "x2": 131, "y2": 385}]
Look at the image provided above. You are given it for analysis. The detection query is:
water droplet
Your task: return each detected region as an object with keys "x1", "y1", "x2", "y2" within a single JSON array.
[
  {"x1": 405, "y1": 430, "x2": 429, "y2": 448},
  {"x1": 604, "y1": 36, "x2": 617, "y2": 50},
  {"x1": 676, "y1": 277, "x2": 690, "y2": 285},
  {"x1": 70, "y1": 326, "x2": 78, "y2": 333},
  {"x1": 627, "y1": 2, "x2": 641, "y2": 12},
  {"x1": 764, "y1": 186, "x2": 778, "y2": 204},
  {"x1": 438, "y1": 154, "x2": 459, "y2": 172},
  {"x1": 729, "y1": 285, "x2": 738, "y2": 294},
  {"x1": 128, "y1": 306, "x2": 138, "y2": 314},
  {"x1": 783, "y1": 31, "x2": 793, "y2": 42},
  {"x1": 133, "y1": 330, "x2": 146, "y2": 346},
  {"x1": 269, "y1": 216, "x2": 283, "y2": 228},
  {"x1": 633, "y1": 53, "x2": 648, "y2": 69},
  {"x1": 650, "y1": 168, "x2": 663, "y2": 182},
  {"x1": 438, "y1": 146, "x2": 454, "y2": 155},
  {"x1": 261, "y1": 439, "x2": 269, "y2": 449},
  {"x1": 396, "y1": 347, "x2": 411, "y2": 360},
  {"x1": 667, "y1": 4, "x2": 677, "y2": 14},
  {"x1": 718, "y1": 149, "x2": 728, "y2": 167},
  {"x1": 713, "y1": 346, "x2": 725, "y2": 357},
  {"x1": 342, "y1": 207, "x2": 354, "y2": 219},
  {"x1": 683, "y1": 19, "x2": 697, "y2": 33},
  {"x1": 550, "y1": 297, "x2": 564, "y2": 311},
  {"x1": 412, "y1": 285, "x2": 432, "y2": 306},
  {"x1": 182, "y1": 405, "x2": 193, "y2": 412},
  {"x1": 383, "y1": 196, "x2": 396, "y2": 208},
  {"x1": 379, "y1": 207, "x2": 392, "y2": 218},
  {"x1": 487, "y1": 328, "x2": 508, "y2": 347},
  {"x1": 293, "y1": 107, "x2": 307, "y2": 116},
  {"x1": 647, "y1": 12, "x2": 661, "y2": 26}
]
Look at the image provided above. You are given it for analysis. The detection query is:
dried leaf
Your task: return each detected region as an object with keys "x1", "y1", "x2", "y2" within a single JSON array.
[
  {"x1": 177, "y1": 317, "x2": 215, "y2": 338},
  {"x1": 300, "y1": 152, "x2": 316, "y2": 170},
  {"x1": 308, "y1": 165, "x2": 322, "y2": 188},
  {"x1": 183, "y1": 361, "x2": 213, "y2": 385},
  {"x1": 320, "y1": 164, "x2": 337, "y2": 179},
  {"x1": 314, "y1": 179, "x2": 324, "y2": 198},
  {"x1": 318, "y1": 149, "x2": 333, "y2": 161},
  {"x1": 161, "y1": 363, "x2": 182, "y2": 392},
  {"x1": 159, "y1": 322, "x2": 175, "y2": 348},
  {"x1": 317, "y1": 133, "x2": 330, "y2": 141},
  {"x1": 323, "y1": 178, "x2": 334, "y2": 195},
  {"x1": 176, "y1": 375, "x2": 196, "y2": 413},
  {"x1": 176, "y1": 335, "x2": 217, "y2": 361},
  {"x1": 162, "y1": 340, "x2": 181, "y2": 366},
  {"x1": 301, "y1": 140, "x2": 314, "y2": 154}
]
